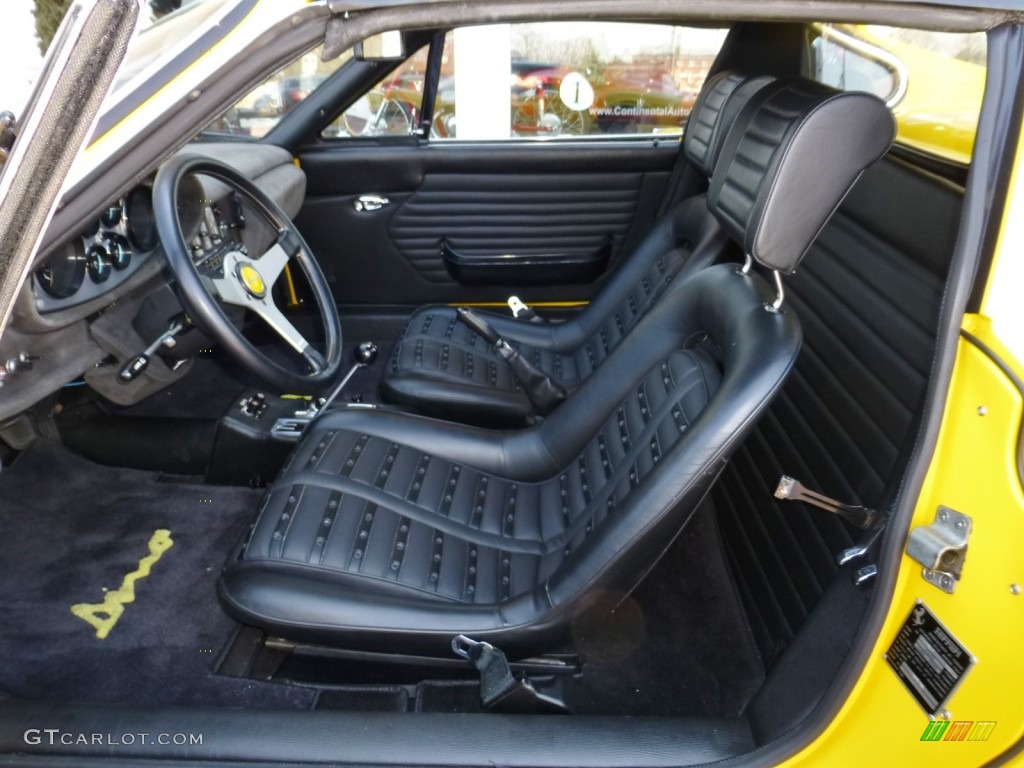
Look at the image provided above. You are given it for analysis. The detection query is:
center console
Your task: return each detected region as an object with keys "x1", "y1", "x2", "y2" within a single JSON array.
[{"x1": 207, "y1": 342, "x2": 380, "y2": 486}]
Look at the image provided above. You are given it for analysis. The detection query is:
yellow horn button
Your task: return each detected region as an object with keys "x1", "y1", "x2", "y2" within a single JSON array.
[{"x1": 237, "y1": 263, "x2": 267, "y2": 298}]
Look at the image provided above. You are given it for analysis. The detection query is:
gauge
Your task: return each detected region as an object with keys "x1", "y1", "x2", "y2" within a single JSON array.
[
  {"x1": 105, "y1": 234, "x2": 132, "y2": 271},
  {"x1": 125, "y1": 185, "x2": 158, "y2": 251},
  {"x1": 36, "y1": 241, "x2": 86, "y2": 299},
  {"x1": 100, "y1": 201, "x2": 123, "y2": 229},
  {"x1": 86, "y1": 244, "x2": 112, "y2": 284}
]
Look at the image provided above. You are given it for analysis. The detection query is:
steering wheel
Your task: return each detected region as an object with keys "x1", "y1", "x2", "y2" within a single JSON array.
[{"x1": 153, "y1": 155, "x2": 342, "y2": 394}]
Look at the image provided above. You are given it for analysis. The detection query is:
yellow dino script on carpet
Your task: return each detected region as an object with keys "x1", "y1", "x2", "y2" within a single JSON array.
[{"x1": 70, "y1": 529, "x2": 174, "y2": 639}]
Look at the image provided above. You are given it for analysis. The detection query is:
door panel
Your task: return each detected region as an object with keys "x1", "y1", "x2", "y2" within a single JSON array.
[
  {"x1": 391, "y1": 172, "x2": 644, "y2": 283},
  {"x1": 293, "y1": 141, "x2": 677, "y2": 305}
]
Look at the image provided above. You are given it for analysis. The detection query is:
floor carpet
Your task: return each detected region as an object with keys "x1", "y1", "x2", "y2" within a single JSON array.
[{"x1": 0, "y1": 441, "x2": 316, "y2": 709}]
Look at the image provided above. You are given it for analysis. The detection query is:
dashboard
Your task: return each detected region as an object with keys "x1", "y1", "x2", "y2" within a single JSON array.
[
  {"x1": 0, "y1": 142, "x2": 307, "y2": 425},
  {"x1": 33, "y1": 184, "x2": 160, "y2": 313},
  {"x1": 31, "y1": 176, "x2": 252, "y2": 313}
]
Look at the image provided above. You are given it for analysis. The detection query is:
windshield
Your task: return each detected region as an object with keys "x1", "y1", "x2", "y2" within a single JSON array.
[{"x1": 113, "y1": 0, "x2": 236, "y2": 92}]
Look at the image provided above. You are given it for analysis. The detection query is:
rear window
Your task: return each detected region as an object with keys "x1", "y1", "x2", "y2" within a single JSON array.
[{"x1": 809, "y1": 24, "x2": 986, "y2": 165}]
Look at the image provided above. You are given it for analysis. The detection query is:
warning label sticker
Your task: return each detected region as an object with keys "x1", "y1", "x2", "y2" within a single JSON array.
[{"x1": 884, "y1": 600, "x2": 976, "y2": 715}]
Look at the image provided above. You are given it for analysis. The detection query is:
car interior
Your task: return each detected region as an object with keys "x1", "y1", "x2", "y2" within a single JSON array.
[{"x1": 0, "y1": 4, "x2": 1015, "y2": 765}]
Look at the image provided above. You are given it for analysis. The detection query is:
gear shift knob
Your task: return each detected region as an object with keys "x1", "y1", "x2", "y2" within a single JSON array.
[{"x1": 355, "y1": 341, "x2": 378, "y2": 365}]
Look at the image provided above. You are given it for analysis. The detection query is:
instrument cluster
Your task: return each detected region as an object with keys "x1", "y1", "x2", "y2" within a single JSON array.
[{"x1": 33, "y1": 184, "x2": 159, "y2": 313}]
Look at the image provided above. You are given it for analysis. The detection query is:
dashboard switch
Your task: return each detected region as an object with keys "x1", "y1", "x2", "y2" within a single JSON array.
[{"x1": 239, "y1": 392, "x2": 269, "y2": 419}]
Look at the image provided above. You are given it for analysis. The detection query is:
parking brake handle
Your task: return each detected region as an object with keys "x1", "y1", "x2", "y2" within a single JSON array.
[{"x1": 456, "y1": 307, "x2": 569, "y2": 416}]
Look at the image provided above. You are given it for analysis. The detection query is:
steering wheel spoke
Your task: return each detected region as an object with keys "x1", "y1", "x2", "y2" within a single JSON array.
[
  {"x1": 254, "y1": 240, "x2": 293, "y2": 287},
  {"x1": 249, "y1": 296, "x2": 323, "y2": 371}
]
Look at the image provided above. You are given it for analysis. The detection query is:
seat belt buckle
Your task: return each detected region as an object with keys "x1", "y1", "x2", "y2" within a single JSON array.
[
  {"x1": 452, "y1": 635, "x2": 570, "y2": 714},
  {"x1": 507, "y1": 296, "x2": 544, "y2": 323}
]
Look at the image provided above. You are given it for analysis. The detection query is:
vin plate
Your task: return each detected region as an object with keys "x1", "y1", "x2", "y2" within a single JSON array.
[{"x1": 884, "y1": 600, "x2": 976, "y2": 715}]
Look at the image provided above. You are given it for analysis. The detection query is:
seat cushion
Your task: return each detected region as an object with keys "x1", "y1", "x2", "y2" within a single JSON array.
[
  {"x1": 382, "y1": 306, "x2": 536, "y2": 425},
  {"x1": 222, "y1": 345, "x2": 722, "y2": 651}
]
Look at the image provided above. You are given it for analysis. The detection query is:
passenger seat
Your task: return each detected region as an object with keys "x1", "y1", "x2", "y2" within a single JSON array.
[{"x1": 380, "y1": 71, "x2": 774, "y2": 426}]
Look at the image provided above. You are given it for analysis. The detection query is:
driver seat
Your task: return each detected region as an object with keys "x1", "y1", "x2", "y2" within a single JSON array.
[{"x1": 218, "y1": 80, "x2": 895, "y2": 655}]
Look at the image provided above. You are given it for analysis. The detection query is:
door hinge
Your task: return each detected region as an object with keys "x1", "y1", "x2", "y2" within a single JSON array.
[{"x1": 906, "y1": 506, "x2": 972, "y2": 594}]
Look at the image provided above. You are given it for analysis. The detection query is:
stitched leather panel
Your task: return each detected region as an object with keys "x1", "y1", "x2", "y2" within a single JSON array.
[
  {"x1": 683, "y1": 71, "x2": 775, "y2": 177},
  {"x1": 388, "y1": 173, "x2": 644, "y2": 282},
  {"x1": 242, "y1": 350, "x2": 720, "y2": 605},
  {"x1": 381, "y1": 193, "x2": 735, "y2": 425},
  {"x1": 713, "y1": 156, "x2": 962, "y2": 666}
]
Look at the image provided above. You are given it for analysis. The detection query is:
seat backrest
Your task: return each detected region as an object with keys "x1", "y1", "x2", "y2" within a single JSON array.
[
  {"x1": 554, "y1": 72, "x2": 775, "y2": 371},
  {"x1": 522, "y1": 80, "x2": 895, "y2": 615}
]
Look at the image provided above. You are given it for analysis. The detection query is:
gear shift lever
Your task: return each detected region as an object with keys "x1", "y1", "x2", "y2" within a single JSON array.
[
  {"x1": 313, "y1": 341, "x2": 378, "y2": 415},
  {"x1": 273, "y1": 343, "x2": 379, "y2": 440}
]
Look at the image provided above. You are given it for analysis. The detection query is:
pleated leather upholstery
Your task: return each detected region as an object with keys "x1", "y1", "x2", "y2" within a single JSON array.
[
  {"x1": 713, "y1": 156, "x2": 963, "y2": 667},
  {"x1": 389, "y1": 173, "x2": 645, "y2": 283},
  {"x1": 239, "y1": 348, "x2": 718, "y2": 606}
]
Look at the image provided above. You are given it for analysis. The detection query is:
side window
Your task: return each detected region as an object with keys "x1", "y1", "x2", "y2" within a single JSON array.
[
  {"x1": 324, "y1": 45, "x2": 432, "y2": 138},
  {"x1": 809, "y1": 24, "x2": 986, "y2": 164},
  {"x1": 330, "y1": 22, "x2": 727, "y2": 141},
  {"x1": 206, "y1": 44, "x2": 352, "y2": 138}
]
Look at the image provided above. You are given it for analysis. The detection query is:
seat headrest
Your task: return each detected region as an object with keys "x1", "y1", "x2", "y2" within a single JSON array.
[
  {"x1": 683, "y1": 71, "x2": 776, "y2": 178},
  {"x1": 708, "y1": 79, "x2": 896, "y2": 274}
]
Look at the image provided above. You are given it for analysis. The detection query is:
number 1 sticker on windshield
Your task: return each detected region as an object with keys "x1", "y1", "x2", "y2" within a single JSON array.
[{"x1": 559, "y1": 72, "x2": 595, "y2": 112}]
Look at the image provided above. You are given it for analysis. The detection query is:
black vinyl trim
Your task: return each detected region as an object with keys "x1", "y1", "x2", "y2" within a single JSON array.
[
  {"x1": 960, "y1": 329, "x2": 1024, "y2": 493},
  {"x1": 0, "y1": 703, "x2": 755, "y2": 766},
  {"x1": 93, "y1": 0, "x2": 260, "y2": 139}
]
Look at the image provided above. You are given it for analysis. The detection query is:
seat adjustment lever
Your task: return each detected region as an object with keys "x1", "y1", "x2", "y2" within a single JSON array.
[
  {"x1": 452, "y1": 635, "x2": 570, "y2": 714},
  {"x1": 774, "y1": 475, "x2": 876, "y2": 530}
]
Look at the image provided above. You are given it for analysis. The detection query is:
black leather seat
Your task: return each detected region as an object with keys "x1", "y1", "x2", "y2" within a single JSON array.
[
  {"x1": 380, "y1": 71, "x2": 774, "y2": 426},
  {"x1": 219, "y1": 80, "x2": 895, "y2": 655}
]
